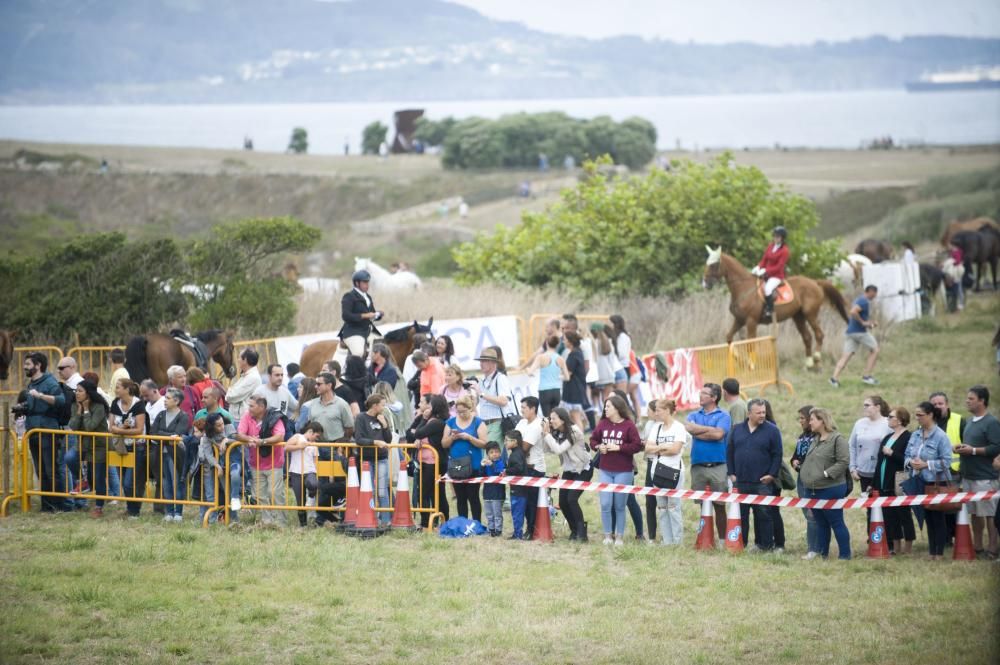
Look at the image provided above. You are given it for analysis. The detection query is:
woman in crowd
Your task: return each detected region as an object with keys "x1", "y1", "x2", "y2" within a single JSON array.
[
  {"x1": 148, "y1": 387, "x2": 191, "y2": 522},
  {"x1": 82, "y1": 371, "x2": 120, "y2": 499},
  {"x1": 610, "y1": 315, "x2": 642, "y2": 415},
  {"x1": 560, "y1": 331, "x2": 589, "y2": 432},
  {"x1": 591, "y1": 323, "x2": 625, "y2": 401},
  {"x1": 905, "y1": 402, "x2": 954, "y2": 560},
  {"x1": 590, "y1": 394, "x2": 642, "y2": 546},
  {"x1": 406, "y1": 394, "x2": 450, "y2": 527},
  {"x1": 541, "y1": 407, "x2": 590, "y2": 540},
  {"x1": 109, "y1": 378, "x2": 147, "y2": 518},
  {"x1": 435, "y1": 335, "x2": 456, "y2": 367},
  {"x1": 185, "y1": 367, "x2": 214, "y2": 405},
  {"x1": 285, "y1": 421, "x2": 321, "y2": 527},
  {"x1": 875, "y1": 406, "x2": 915, "y2": 555},
  {"x1": 644, "y1": 398, "x2": 688, "y2": 546},
  {"x1": 612, "y1": 388, "x2": 645, "y2": 541},
  {"x1": 526, "y1": 335, "x2": 569, "y2": 417},
  {"x1": 68, "y1": 379, "x2": 110, "y2": 518},
  {"x1": 800, "y1": 407, "x2": 852, "y2": 560},
  {"x1": 790, "y1": 404, "x2": 819, "y2": 558},
  {"x1": 294, "y1": 378, "x2": 318, "y2": 432},
  {"x1": 442, "y1": 394, "x2": 487, "y2": 521},
  {"x1": 848, "y1": 395, "x2": 891, "y2": 533},
  {"x1": 353, "y1": 394, "x2": 393, "y2": 525},
  {"x1": 441, "y1": 364, "x2": 474, "y2": 419}
]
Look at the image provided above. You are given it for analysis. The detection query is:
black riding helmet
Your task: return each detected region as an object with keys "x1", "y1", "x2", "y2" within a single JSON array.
[
  {"x1": 772, "y1": 226, "x2": 787, "y2": 240},
  {"x1": 352, "y1": 269, "x2": 371, "y2": 284}
]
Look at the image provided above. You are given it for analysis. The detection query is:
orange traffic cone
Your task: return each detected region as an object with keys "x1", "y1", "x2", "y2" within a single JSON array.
[
  {"x1": 953, "y1": 504, "x2": 975, "y2": 561},
  {"x1": 532, "y1": 486, "x2": 554, "y2": 543},
  {"x1": 353, "y1": 461, "x2": 378, "y2": 531},
  {"x1": 866, "y1": 491, "x2": 889, "y2": 559},
  {"x1": 724, "y1": 499, "x2": 743, "y2": 553},
  {"x1": 391, "y1": 459, "x2": 416, "y2": 529},
  {"x1": 695, "y1": 485, "x2": 716, "y2": 551},
  {"x1": 343, "y1": 456, "x2": 360, "y2": 527}
]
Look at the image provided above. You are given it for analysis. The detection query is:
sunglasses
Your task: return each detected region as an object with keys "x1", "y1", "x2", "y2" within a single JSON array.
[
  {"x1": 57, "y1": 366, "x2": 71, "y2": 370},
  {"x1": 862, "y1": 403, "x2": 873, "y2": 407}
]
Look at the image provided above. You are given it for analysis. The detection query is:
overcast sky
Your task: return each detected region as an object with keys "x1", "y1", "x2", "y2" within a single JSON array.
[{"x1": 449, "y1": 0, "x2": 1000, "y2": 44}]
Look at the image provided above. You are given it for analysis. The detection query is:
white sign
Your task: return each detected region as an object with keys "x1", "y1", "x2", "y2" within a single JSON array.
[{"x1": 862, "y1": 261, "x2": 921, "y2": 323}]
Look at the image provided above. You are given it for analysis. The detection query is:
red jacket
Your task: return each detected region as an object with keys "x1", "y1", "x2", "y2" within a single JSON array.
[{"x1": 757, "y1": 242, "x2": 789, "y2": 280}]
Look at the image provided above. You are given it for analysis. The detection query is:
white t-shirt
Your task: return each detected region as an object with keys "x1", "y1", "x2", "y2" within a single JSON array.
[
  {"x1": 253, "y1": 383, "x2": 298, "y2": 417},
  {"x1": 616, "y1": 332, "x2": 632, "y2": 368},
  {"x1": 516, "y1": 417, "x2": 545, "y2": 473},
  {"x1": 580, "y1": 337, "x2": 598, "y2": 383},
  {"x1": 145, "y1": 396, "x2": 166, "y2": 425},
  {"x1": 289, "y1": 442, "x2": 318, "y2": 475},
  {"x1": 646, "y1": 419, "x2": 689, "y2": 469}
]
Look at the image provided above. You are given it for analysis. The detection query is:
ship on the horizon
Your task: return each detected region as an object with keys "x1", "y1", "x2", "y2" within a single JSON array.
[{"x1": 905, "y1": 66, "x2": 1000, "y2": 92}]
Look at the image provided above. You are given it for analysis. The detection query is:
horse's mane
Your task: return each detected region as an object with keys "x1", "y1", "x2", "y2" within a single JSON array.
[
  {"x1": 195, "y1": 329, "x2": 225, "y2": 343},
  {"x1": 382, "y1": 325, "x2": 412, "y2": 343}
]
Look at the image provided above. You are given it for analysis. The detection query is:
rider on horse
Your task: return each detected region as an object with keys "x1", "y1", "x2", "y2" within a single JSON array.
[
  {"x1": 339, "y1": 269, "x2": 384, "y2": 358},
  {"x1": 751, "y1": 226, "x2": 789, "y2": 322}
]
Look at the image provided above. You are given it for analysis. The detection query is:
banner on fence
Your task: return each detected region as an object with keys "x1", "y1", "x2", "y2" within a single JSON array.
[{"x1": 642, "y1": 348, "x2": 703, "y2": 410}]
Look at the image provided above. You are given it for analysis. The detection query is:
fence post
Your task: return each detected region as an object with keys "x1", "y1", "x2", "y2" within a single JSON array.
[{"x1": 1, "y1": 400, "x2": 9, "y2": 499}]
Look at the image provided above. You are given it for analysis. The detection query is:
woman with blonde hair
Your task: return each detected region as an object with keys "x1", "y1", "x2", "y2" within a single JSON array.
[
  {"x1": 799, "y1": 407, "x2": 852, "y2": 560},
  {"x1": 441, "y1": 364, "x2": 474, "y2": 419}
]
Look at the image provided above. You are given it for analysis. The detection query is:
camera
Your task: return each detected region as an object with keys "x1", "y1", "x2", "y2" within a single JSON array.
[
  {"x1": 462, "y1": 381, "x2": 473, "y2": 390},
  {"x1": 12, "y1": 403, "x2": 29, "y2": 417}
]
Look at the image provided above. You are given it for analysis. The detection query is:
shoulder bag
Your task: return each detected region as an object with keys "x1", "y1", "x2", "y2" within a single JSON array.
[
  {"x1": 447, "y1": 455, "x2": 473, "y2": 480},
  {"x1": 650, "y1": 426, "x2": 682, "y2": 489}
]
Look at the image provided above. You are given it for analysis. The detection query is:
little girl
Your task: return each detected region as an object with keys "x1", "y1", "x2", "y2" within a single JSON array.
[
  {"x1": 189, "y1": 413, "x2": 228, "y2": 523},
  {"x1": 286, "y1": 421, "x2": 322, "y2": 527}
]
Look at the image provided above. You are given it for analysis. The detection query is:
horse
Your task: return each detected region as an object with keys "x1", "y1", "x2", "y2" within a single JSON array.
[
  {"x1": 298, "y1": 319, "x2": 434, "y2": 377},
  {"x1": 854, "y1": 239, "x2": 894, "y2": 264},
  {"x1": 702, "y1": 247, "x2": 849, "y2": 368},
  {"x1": 830, "y1": 253, "x2": 872, "y2": 291},
  {"x1": 940, "y1": 216, "x2": 1000, "y2": 247},
  {"x1": 918, "y1": 263, "x2": 946, "y2": 316},
  {"x1": 951, "y1": 228, "x2": 1000, "y2": 291},
  {"x1": 0, "y1": 329, "x2": 14, "y2": 382},
  {"x1": 354, "y1": 257, "x2": 422, "y2": 291},
  {"x1": 124, "y1": 329, "x2": 236, "y2": 387}
]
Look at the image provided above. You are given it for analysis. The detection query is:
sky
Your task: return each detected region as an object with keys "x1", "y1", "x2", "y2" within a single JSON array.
[{"x1": 448, "y1": 0, "x2": 1000, "y2": 44}]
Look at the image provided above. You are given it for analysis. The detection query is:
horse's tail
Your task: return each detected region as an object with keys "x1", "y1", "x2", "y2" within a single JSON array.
[
  {"x1": 124, "y1": 335, "x2": 150, "y2": 383},
  {"x1": 818, "y1": 280, "x2": 849, "y2": 322}
]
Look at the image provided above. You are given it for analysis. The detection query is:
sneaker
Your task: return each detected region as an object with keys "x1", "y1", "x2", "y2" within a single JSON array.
[
  {"x1": 603, "y1": 536, "x2": 614, "y2": 545},
  {"x1": 861, "y1": 375, "x2": 879, "y2": 385},
  {"x1": 71, "y1": 479, "x2": 90, "y2": 494},
  {"x1": 163, "y1": 515, "x2": 173, "y2": 523},
  {"x1": 747, "y1": 544, "x2": 760, "y2": 553},
  {"x1": 172, "y1": 514, "x2": 183, "y2": 522},
  {"x1": 774, "y1": 547, "x2": 785, "y2": 555},
  {"x1": 829, "y1": 377, "x2": 840, "y2": 388},
  {"x1": 230, "y1": 498, "x2": 242, "y2": 512},
  {"x1": 614, "y1": 539, "x2": 624, "y2": 547},
  {"x1": 801, "y1": 551, "x2": 820, "y2": 560},
  {"x1": 107, "y1": 500, "x2": 119, "y2": 507}
]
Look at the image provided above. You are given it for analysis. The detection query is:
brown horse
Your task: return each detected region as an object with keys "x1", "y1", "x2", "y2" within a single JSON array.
[
  {"x1": 702, "y1": 247, "x2": 848, "y2": 367},
  {"x1": 0, "y1": 329, "x2": 14, "y2": 382},
  {"x1": 298, "y1": 319, "x2": 434, "y2": 378},
  {"x1": 124, "y1": 329, "x2": 236, "y2": 387},
  {"x1": 940, "y1": 216, "x2": 999, "y2": 247},
  {"x1": 854, "y1": 239, "x2": 894, "y2": 264}
]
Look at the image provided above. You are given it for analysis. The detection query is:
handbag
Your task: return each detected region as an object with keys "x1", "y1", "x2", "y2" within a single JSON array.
[
  {"x1": 924, "y1": 471, "x2": 960, "y2": 513},
  {"x1": 651, "y1": 457, "x2": 681, "y2": 489},
  {"x1": 447, "y1": 455, "x2": 473, "y2": 480},
  {"x1": 110, "y1": 436, "x2": 128, "y2": 456},
  {"x1": 778, "y1": 461, "x2": 796, "y2": 490},
  {"x1": 893, "y1": 470, "x2": 910, "y2": 497}
]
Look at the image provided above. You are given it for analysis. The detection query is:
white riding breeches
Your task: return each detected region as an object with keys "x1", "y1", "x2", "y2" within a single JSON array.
[
  {"x1": 342, "y1": 335, "x2": 367, "y2": 357},
  {"x1": 764, "y1": 277, "x2": 781, "y2": 297}
]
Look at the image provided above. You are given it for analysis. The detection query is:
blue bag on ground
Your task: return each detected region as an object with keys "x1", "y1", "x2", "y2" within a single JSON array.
[{"x1": 439, "y1": 517, "x2": 488, "y2": 538}]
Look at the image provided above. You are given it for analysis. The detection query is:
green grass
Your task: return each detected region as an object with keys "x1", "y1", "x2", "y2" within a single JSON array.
[
  {"x1": 814, "y1": 187, "x2": 911, "y2": 240},
  {"x1": 2, "y1": 301, "x2": 999, "y2": 664}
]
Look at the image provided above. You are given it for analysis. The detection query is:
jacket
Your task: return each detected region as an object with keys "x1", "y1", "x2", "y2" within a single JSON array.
[
  {"x1": 544, "y1": 426, "x2": 590, "y2": 473},
  {"x1": 757, "y1": 242, "x2": 789, "y2": 280},
  {"x1": 338, "y1": 289, "x2": 381, "y2": 340},
  {"x1": 799, "y1": 431, "x2": 850, "y2": 490},
  {"x1": 873, "y1": 430, "x2": 911, "y2": 495},
  {"x1": 506, "y1": 446, "x2": 531, "y2": 497},
  {"x1": 904, "y1": 426, "x2": 953, "y2": 483},
  {"x1": 68, "y1": 402, "x2": 110, "y2": 464},
  {"x1": 25, "y1": 372, "x2": 63, "y2": 431}
]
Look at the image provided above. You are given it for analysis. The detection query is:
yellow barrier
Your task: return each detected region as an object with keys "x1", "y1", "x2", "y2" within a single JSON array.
[
  {"x1": 728, "y1": 336, "x2": 793, "y2": 395},
  {"x1": 66, "y1": 346, "x2": 126, "y2": 391},
  {"x1": 524, "y1": 313, "x2": 610, "y2": 365},
  {"x1": 0, "y1": 346, "x2": 65, "y2": 393},
  {"x1": 228, "y1": 339, "x2": 279, "y2": 386},
  {"x1": 216, "y1": 441, "x2": 442, "y2": 531}
]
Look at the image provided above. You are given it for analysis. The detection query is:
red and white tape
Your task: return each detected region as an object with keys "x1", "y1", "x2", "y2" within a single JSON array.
[{"x1": 441, "y1": 475, "x2": 1000, "y2": 510}]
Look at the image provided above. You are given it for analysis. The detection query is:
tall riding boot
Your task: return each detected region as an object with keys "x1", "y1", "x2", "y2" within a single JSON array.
[{"x1": 763, "y1": 293, "x2": 775, "y2": 322}]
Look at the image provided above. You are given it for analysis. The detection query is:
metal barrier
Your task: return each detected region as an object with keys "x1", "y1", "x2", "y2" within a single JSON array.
[
  {"x1": 1, "y1": 428, "x2": 219, "y2": 522},
  {"x1": 691, "y1": 342, "x2": 730, "y2": 386},
  {"x1": 228, "y1": 339, "x2": 279, "y2": 386},
  {"x1": 728, "y1": 336, "x2": 793, "y2": 395},
  {"x1": 524, "y1": 313, "x2": 610, "y2": 363},
  {"x1": 0, "y1": 346, "x2": 65, "y2": 393},
  {"x1": 66, "y1": 346, "x2": 126, "y2": 391}
]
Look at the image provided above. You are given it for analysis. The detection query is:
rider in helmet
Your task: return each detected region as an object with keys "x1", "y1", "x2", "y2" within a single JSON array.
[
  {"x1": 338, "y1": 269, "x2": 384, "y2": 358},
  {"x1": 751, "y1": 226, "x2": 790, "y2": 321}
]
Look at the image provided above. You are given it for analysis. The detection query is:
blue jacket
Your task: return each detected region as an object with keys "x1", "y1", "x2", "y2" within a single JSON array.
[
  {"x1": 726, "y1": 420, "x2": 782, "y2": 482},
  {"x1": 25, "y1": 372, "x2": 63, "y2": 431},
  {"x1": 482, "y1": 458, "x2": 506, "y2": 500},
  {"x1": 904, "y1": 425, "x2": 953, "y2": 483}
]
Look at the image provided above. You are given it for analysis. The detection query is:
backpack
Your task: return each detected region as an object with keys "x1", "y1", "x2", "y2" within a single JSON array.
[
  {"x1": 53, "y1": 383, "x2": 75, "y2": 427},
  {"x1": 258, "y1": 407, "x2": 295, "y2": 458}
]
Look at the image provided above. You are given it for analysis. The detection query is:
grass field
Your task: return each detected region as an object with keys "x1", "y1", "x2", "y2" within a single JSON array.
[{"x1": 1, "y1": 298, "x2": 998, "y2": 665}]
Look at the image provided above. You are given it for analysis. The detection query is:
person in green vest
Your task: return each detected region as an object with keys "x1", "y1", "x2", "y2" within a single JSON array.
[{"x1": 930, "y1": 391, "x2": 966, "y2": 546}]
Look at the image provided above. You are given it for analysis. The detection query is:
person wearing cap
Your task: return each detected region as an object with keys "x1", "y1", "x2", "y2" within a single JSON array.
[
  {"x1": 476, "y1": 347, "x2": 513, "y2": 451},
  {"x1": 750, "y1": 226, "x2": 789, "y2": 322},
  {"x1": 339, "y1": 270, "x2": 384, "y2": 358}
]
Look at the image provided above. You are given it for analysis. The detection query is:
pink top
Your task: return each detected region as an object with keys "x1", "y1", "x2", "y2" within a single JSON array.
[{"x1": 238, "y1": 411, "x2": 285, "y2": 470}]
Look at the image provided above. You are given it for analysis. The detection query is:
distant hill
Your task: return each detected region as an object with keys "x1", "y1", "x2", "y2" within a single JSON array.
[{"x1": 1, "y1": 0, "x2": 998, "y2": 103}]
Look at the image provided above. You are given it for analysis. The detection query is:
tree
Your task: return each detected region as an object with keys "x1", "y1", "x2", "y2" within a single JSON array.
[
  {"x1": 452, "y1": 154, "x2": 843, "y2": 298},
  {"x1": 412, "y1": 116, "x2": 456, "y2": 147},
  {"x1": 287, "y1": 127, "x2": 308, "y2": 154},
  {"x1": 362, "y1": 121, "x2": 388, "y2": 155}
]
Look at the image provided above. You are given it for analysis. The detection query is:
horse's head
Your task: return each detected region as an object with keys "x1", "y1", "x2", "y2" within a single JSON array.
[
  {"x1": 0, "y1": 329, "x2": 14, "y2": 381},
  {"x1": 414, "y1": 318, "x2": 434, "y2": 336},
  {"x1": 702, "y1": 245, "x2": 723, "y2": 289},
  {"x1": 354, "y1": 257, "x2": 369, "y2": 272},
  {"x1": 214, "y1": 331, "x2": 237, "y2": 378}
]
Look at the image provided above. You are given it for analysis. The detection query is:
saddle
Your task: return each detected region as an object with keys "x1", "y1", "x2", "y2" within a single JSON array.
[
  {"x1": 169, "y1": 329, "x2": 209, "y2": 369},
  {"x1": 757, "y1": 281, "x2": 795, "y2": 306}
]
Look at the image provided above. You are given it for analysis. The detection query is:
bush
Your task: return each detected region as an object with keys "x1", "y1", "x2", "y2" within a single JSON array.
[
  {"x1": 452, "y1": 154, "x2": 843, "y2": 298},
  {"x1": 287, "y1": 127, "x2": 308, "y2": 154},
  {"x1": 362, "y1": 121, "x2": 388, "y2": 155}
]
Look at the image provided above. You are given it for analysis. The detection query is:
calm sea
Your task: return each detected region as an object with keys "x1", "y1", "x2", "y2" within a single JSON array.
[{"x1": 1, "y1": 89, "x2": 998, "y2": 154}]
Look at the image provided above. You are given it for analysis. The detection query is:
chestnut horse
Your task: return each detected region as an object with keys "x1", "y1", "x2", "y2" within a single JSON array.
[
  {"x1": 0, "y1": 329, "x2": 13, "y2": 382},
  {"x1": 702, "y1": 247, "x2": 848, "y2": 367},
  {"x1": 124, "y1": 329, "x2": 236, "y2": 386},
  {"x1": 940, "y1": 216, "x2": 999, "y2": 247},
  {"x1": 298, "y1": 319, "x2": 434, "y2": 377}
]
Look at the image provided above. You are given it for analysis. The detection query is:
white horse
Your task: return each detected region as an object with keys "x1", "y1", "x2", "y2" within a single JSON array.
[
  {"x1": 354, "y1": 257, "x2": 422, "y2": 291},
  {"x1": 830, "y1": 253, "x2": 872, "y2": 291},
  {"x1": 297, "y1": 277, "x2": 341, "y2": 294}
]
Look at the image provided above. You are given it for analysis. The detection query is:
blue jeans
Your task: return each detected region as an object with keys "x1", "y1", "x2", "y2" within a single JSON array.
[
  {"x1": 108, "y1": 465, "x2": 122, "y2": 497},
  {"x1": 736, "y1": 481, "x2": 775, "y2": 550},
  {"x1": 225, "y1": 447, "x2": 246, "y2": 522},
  {"x1": 374, "y1": 458, "x2": 390, "y2": 526},
  {"x1": 63, "y1": 434, "x2": 87, "y2": 508},
  {"x1": 599, "y1": 469, "x2": 633, "y2": 537},
  {"x1": 91, "y1": 462, "x2": 108, "y2": 508},
  {"x1": 797, "y1": 475, "x2": 820, "y2": 553},
  {"x1": 198, "y1": 467, "x2": 218, "y2": 523},
  {"x1": 806, "y1": 483, "x2": 852, "y2": 559},
  {"x1": 510, "y1": 495, "x2": 527, "y2": 538},
  {"x1": 29, "y1": 431, "x2": 69, "y2": 511}
]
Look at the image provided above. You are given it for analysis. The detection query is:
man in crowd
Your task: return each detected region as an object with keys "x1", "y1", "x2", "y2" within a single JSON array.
[
  {"x1": 954, "y1": 385, "x2": 1000, "y2": 559},
  {"x1": 370, "y1": 343, "x2": 399, "y2": 389},
  {"x1": 227, "y1": 349, "x2": 262, "y2": 422},
  {"x1": 339, "y1": 269, "x2": 383, "y2": 358},
  {"x1": 722, "y1": 378, "x2": 747, "y2": 425},
  {"x1": 306, "y1": 372, "x2": 355, "y2": 527},
  {"x1": 23, "y1": 352, "x2": 69, "y2": 512},
  {"x1": 236, "y1": 396, "x2": 287, "y2": 526},
  {"x1": 685, "y1": 383, "x2": 732, "y2": 539},
  {"x1": 286, "y1": 362, "x2": 305, "y2": 400},
  {"x1": 727, "y1": 398, "x2": 782, "y2": 552},
  {"x1": 412, "y1": 351, "x2": 445, "y2": 398},
  {"x1": 931, "y1": 390, "x2": 966, "y2": 544},
  {"x1": 476, "y1": 348, "x2": 513, "y2": 448},
  {"x1": 830, "y1": 284, "x2": 880, "y2": 387},
  {"x1": 520, "y1": 317, "x2": 561, "y2": 370},
  {"x1": 255, "y1": 363, "x2": 298, "y2": 419},
  {"x1": 140, "y1": 379, "x2": 168, "y2": 513},
  {"x1": 194, "y1": 386, "x2": 232, "y2": 424},
  {"x1": 516, "y1": 395, "x2": 545, "y2": 538},
  {"x1": 56, "y1": 356, "x2": 85, "y2": 500}
]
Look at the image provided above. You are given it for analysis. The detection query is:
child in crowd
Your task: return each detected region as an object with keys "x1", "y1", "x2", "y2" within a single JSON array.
[
  {"x1": 481, "y1": 441, "x2": 506, "y2": 537},
  {"x1": 189, "y1": 413, "x2": 228, "y2": 523},
  {"x1": 505, "y1": 430, "x2": 531, "y2": 540},
  {"x1": 286, "y1": 421, "x2": 321, "y2": 527}
]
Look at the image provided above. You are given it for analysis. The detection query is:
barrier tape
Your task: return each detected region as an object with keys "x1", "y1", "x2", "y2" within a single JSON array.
[{"x1": 440, "y1": 475, "x2": 1000, "y2": 510}]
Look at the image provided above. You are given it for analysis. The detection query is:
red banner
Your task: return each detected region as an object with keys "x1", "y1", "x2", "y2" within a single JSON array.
[{"x1": 642, "y1": 349, "x2": 703, "y2": 410}]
